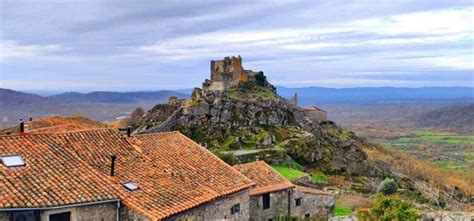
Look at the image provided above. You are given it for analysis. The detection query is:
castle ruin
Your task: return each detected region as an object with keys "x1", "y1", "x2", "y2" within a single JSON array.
[{"x1": 203, "y1": 56, "x2": 249, "y2": 91}]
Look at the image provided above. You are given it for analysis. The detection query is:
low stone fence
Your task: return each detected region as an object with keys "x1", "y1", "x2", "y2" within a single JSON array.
[
  {"x1": 234, "y1": 148, "x2": 289, "y2": 164},
  {"x1": 329, "y1": 216, "x2": 357, "y2": 221}
]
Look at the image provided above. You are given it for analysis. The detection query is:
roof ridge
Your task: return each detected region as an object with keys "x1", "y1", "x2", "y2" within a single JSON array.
[
  {"x1": 0, "y1": 127, "x2": 116, "y2": 138},
  {"x1": 131, "y1": 130, "x2": 180, "y2": 137}
]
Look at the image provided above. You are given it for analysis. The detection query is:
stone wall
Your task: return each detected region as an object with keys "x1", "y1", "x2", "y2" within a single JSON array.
[
  {"x1": 303, "y1": 110, "x2": 327, "y2": 122},
  {"x1": 165, "y1": 189, "x2": 250, "y2": 221},
  {"x1": 75, "y1": 202, "x2": 117, "y2": 221},
  {"x1": 291, "y1": 191, "x2": 335, "y2": 219},
  {"x1": 0, "y1": 212, "x2": 9, "y2": 221},
  {"x1": 208, "y1": 56, "x2": 247, "y2": 91},
  {"x1": 0, "y1": 202, "x2": 117, "y2": 221},
  {"x1": 121, "y1": 206, "x2": 151, "y2": 221},
  {"x1": 250, "y1": 190, "x2": 290, "y2": 221}
]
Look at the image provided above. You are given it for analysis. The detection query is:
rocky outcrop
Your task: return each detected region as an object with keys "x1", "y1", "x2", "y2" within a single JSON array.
[{"x1": 136, "y1": 72, "x2": 371, "y2": 176}]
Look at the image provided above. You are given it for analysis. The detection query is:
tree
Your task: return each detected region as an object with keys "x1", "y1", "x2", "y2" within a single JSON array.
[
  {"x1": 377, "y1": 178, "x2": 398, "y2": 195},
  {"x1": 128, "y1": 107, "x2": 145, "y2": 127},
  {"x1": 357, "y1": 194, "x2": 420, "y2": 221}
]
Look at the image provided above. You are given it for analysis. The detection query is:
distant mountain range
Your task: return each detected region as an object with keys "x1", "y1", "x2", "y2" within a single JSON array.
[
  {"x1": 50, "y1": 90, "x2": 186, "y2": 103},
  {"x1": 0, "y1": 88, "x2": 186, "y2": 127},
  {"x1": 276, "y1": 86, "x2": 474, "y2": 105},
  {"x1": 1, "y1": 87, "x2": 473, "y2": 127}
]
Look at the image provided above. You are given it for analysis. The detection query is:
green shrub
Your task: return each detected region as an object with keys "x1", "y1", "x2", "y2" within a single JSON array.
[
  {"x1": 311, "y1": 171, "x2": 328, "y2": 185},
  {"x1": 281, "y1": 157, "x2": 304, "y2": 170},
  {"x1": 334, "y1": 206, "x2": 352, "y2": 216},
  {"x1": 356, "y1": 194, "x2": 420, "y2": 221},
  {"x1": 377, "y1": 178, "x2": 398, "y2": 195}
]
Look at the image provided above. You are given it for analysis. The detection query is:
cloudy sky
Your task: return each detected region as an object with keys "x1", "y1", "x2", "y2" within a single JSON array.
[{"x1": 1, "y1": 0, "x2": 473, "y2": 92}]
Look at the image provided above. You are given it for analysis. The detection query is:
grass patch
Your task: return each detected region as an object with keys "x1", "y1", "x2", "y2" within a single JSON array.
[
  {"x1": 184, "y1": 98, "x2": 199, "y2": 107},
  {"x1": 311, "y1": 171, "x2": 328, "y2": 185},
  {"x1": 271, "y1": 165, "x2": 308, "y2": 181},
  {"x1": 334, "y1": 206, "x2": 352, "y2": 217}
]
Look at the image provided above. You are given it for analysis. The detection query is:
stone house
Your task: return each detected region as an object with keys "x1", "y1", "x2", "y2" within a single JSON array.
[
  {"x1": 234, "y1": 161, "x2": 335, "y2": 220},
  {"x1": 303, "y1": 105, "x2": 328, "y2": 121},
  {"x1": 292, "y1": 186, "x2": 335, "y2": 219},
  {"x1": 0, "y1": 129, "x2": 255, "y2": 221}
]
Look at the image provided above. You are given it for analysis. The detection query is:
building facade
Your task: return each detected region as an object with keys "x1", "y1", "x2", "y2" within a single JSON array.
[
  {"x1": 0, "y1": 202, "x2": 119, "y2": 221},
  {"x1": 234, "y1": 161, "x2": 335, "y2": 221}
]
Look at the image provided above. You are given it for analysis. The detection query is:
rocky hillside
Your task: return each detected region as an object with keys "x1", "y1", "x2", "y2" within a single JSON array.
[{"x1": 136, "y1": 72, "x2": 371, "y2": 176}]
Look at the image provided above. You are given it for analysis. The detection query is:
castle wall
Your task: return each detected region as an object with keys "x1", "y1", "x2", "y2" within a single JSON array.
[
  {"x1": 211, "y1": 60, "x2": 225, "y2": 81},
  {"x1": 207, "y1": 56, "x2": 248, "y2": 91}
]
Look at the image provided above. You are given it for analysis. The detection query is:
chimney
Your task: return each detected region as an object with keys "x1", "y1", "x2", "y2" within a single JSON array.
[
  {"x1": 126, "y1": 127, "x2": 131, "y2": 137},
  {"x1": 19, "y1": 119, "x2": 24, "y2": 133},
  {"x1": 110, "y1": 155, "x2": 117, "y2": 176}
]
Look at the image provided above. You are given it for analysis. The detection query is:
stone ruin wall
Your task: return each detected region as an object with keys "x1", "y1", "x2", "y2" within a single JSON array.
[{"x1": 206, "y1": 56, "x2": 248, "y2": 91}]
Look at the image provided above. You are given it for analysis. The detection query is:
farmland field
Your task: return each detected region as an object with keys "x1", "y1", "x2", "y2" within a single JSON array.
[{"x1": 381, "y1": 129, "x2": 474, "y2": 172}]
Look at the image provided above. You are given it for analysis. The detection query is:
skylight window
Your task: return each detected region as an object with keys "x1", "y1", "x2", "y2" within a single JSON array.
[
  {"x1": 1, "y1": 155, "x2": 25, "y2": 167},
  {"x1": 123, "y1": 182, "x2": 139, "y2": 191}
]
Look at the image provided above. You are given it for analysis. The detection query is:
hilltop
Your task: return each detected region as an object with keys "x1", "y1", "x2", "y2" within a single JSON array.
[{"x1": 136, "y1": 56, "x2": 369, "y2": 176}]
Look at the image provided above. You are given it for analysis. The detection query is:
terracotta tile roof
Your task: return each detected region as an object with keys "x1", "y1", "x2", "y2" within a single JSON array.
[
  {"x1": 126, "y1": 132, "x2": 255, "y2": 219},
  {"x1": 1, "y1": 129, "x2": 254, "y2": 220},
  {"x1": 0, "y1": 134, "x2": 120, "y2": 209},
  {"x1": 294, "y1": 185, "x2": 332, "y2": 195},
  {"x1": 233, "y1": 161, "x2": 295, "y2": 196},
  {"x1": 303, "y1": 105, "x2": 326, "y2": 112}
]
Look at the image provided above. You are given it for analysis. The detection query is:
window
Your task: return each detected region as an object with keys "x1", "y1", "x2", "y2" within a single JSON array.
[
  {"x1": 49, "y1": 212, "x2": 71, "y2": 221},
  {"x1": 305, "y1": 213, "x2": 310, "y2": 218},
  {"x1": 11, "y1": 211, "x2": 38, "y2": 221},
  {"x1": 123, "y1": 182, "x2": 139, "y2": 191},
  {"x1": 262, "y1": 193, "x2": 270, "y2": 210},
  {"x1": 230, "y1": 204, "x2": 240, "y2": 214},
  {"x1": 1, "y1": 155, "x2": 25, "y2": 167},
  {"x1": 295, "y1": 198, "x2": 302, "y2": 206}
]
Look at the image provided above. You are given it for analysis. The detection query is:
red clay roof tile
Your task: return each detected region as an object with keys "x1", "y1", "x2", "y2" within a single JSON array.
[
  {"x1": 234, "y1": 161, "x2": 295, "y2": 196},
  {"x1": 0, "y1": 129, "x2": 254, "y2": 220}
]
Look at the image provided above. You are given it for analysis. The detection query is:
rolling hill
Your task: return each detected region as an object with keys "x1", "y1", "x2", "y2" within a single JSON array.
[
  {"x1": 51, "y1": 90, "x2": 186, "y2": 103},
  {"x1": 0, "y1": 88, "x2": 186, "y2": 127},
  {"x1": 414, "y1": 103, "x2": 474, "y2": 133}
]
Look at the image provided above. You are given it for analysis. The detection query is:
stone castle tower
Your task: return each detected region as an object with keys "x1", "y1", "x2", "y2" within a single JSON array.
[{"x1": 203, "y1": 56, "x2": 249, "y2": 91}]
